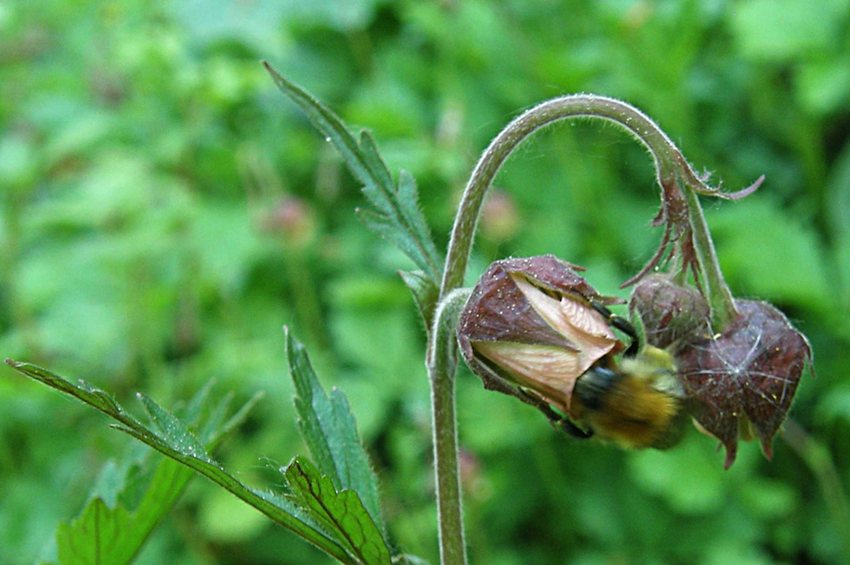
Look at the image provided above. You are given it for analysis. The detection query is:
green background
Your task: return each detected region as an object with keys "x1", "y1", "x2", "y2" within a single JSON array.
[{"x1": 2, "y1": 0, "x2": 849, "y2": 563}]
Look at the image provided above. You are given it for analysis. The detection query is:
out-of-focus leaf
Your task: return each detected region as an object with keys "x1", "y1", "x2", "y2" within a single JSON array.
[
  {"x1": 263, "y1": 62, "x2": 442, "y2": 284},
  {"x1": 50, "y1": 380, "x2": 257, "y2": 565},
  {"x1": 708, "y1": 199, "x2": 831, "y2": 313},
  {"x1": 815, "y1": 384, "x2": 850, "y2": 425},
  {"x1": 730, "y1": 0, "x2": 844, "y2": 62},
  {"x1": 199, "y1": 487, "x2": 269, "y2": 543},
  {"x1": 0, "y1": 135, "x2": 37, "y2": 186},
  {"x1": 738, "y1": 478, "x2": 798, "y2": 519},
  {"x1": 392, "y1": 555, "x2": 432, "y2": 565},
  {"x1": 702, "y1": 541, "x2": 776, "y2": 565},
  {"x1": 285, "y1": 328, "x2": 383, "y2": 531},
  {"x1": 4, "y1": 360, "x2": 352, "y2": 564},
  {"x1": 797, "y1": 58, "x2": 850, "y2": 115},
  {"x1": 277, "y1": 0, "x2": 380, "y2": 31},
  {"x1": 347, "y1": 79, "x2": 426, "y2": 138},
  {"x1": 55, "y1": 459, "x2": 190, "y2": 565},
  {"x1": 171, "y1": 0, "x2": 288, "y2": 53},
  {"x1": 628, "y1": 435, "x2": 726, "y2": 513},
  {"x1": 827, "y1": 137, "x2": 850, "y2": 321},
  {"x1": 41, "y1": 111, "x2": 113, "y2": 167},
  {"x1": 283, "y1": 456, "x2": 391, "y2": 565}
]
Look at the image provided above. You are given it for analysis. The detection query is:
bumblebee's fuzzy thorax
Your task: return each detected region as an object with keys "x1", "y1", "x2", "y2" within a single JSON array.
[{"x1": 571, "y1": 346, "x2": 686, "y2": 449}]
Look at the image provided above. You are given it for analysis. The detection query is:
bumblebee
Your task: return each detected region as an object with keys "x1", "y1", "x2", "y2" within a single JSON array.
[{"x1": 560, "y1": 303, "x2": 687, "y2": 450}]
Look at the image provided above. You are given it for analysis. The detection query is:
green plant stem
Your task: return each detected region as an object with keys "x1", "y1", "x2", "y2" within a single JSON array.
[
  {"x1": 427, "y1": 289, "x2": 471, "y2": 565},
  {"x1": 439, "y1": 94, "x2": 710, "y2": 297},
  {"x1": 683, "y1": 187, "x2": 738, "y2": 329},
  {"x1": 429, "y1": 95, "x2": 743, "y2": 563},
  {"x1": 430, "y1": 366, "x2": 464, "y2": 565},
  {"x1": 431, "y1": 96, "x2": 695, "y2": 565}
]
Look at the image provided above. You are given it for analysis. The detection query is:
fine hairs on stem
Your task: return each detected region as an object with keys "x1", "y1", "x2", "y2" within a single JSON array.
[
  {"x1": 427, "y1": 94, "x2": 762, "y2": 564},
  {"x1": 427, "y1": 288, "x2": 471, "y2": 565}
]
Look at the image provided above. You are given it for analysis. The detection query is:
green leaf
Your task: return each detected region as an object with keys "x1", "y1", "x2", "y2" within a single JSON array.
[
  {"x1": 708, "y1": 198, "x2": 832, "y2": 314},
  {"x1": 283, "y1": 456, "x2": 391, "y2": 565},
  {"x1": 4, "y1": 360, "x2": 353, "y2": 564},
  {"x1": 357, "y1": 129, "x2": 395, "y2": 195},
  {"x1": 827, "y1": 137, "x2": 850, "y2": 320},
  {"x1": 730, "y1": 0, "x2": 844, "y2": 62},
  {"x1": 399, "y1": 269, "x2": 440, "y2": 331},
  {"x1": 396, "y1": 170, "x2": 435, "y2": 258},
  {"x1": 55, "y1": 459, "x2": 191, "y2": 565},
  {"x1": 137, "y1": 392, "x2": 211, "y2": 462},
  {"x1": 53, "y1": 382, "x2": 260, "y2": 565},
  {"x1": 628, "y1": 435, "x2": 726, "y2": 514},
  {"x1": 263, "y1": 61, "x2": 442, "y2": 283},
  {"x1": 284, "y1": 328, "x2": 384, "y2": 531}
]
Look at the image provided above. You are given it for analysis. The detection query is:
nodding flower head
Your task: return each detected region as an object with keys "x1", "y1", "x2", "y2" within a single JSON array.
[
  {"x1": 672, "y1": 300, "x2": 812, "y2": 468},
  {"x1": 457, "y1": 255, "x2": 622, "y2": 414},
  {"x1": 629, "y1": 276, "x2": 812, "y2": 468},
  {"x1": 457, "y1": 255, "x2": 688, "y2": 450},
  {"x1": 458, "y1": 256, "x2": 811, "y2": 464}
]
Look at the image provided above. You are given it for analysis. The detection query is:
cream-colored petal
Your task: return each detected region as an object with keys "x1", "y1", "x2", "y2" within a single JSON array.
[
  {"x1": 511, "y1": 275, "x2": 563, "y2": 324},
  {"x1": 512, "y1": 274, "x2": 617, "y2": 371},
  {"x1": 474, "y1": 341, "x2": 586, "y2": 410},
  {"x1": 558, "y1": 296, "x2": 615, "y2": 340}
]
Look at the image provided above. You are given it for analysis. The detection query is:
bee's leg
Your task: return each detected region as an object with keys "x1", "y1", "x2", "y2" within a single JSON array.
[
  {"x1": 590, "y1": 301, "x2": 640, "y2": 357},
  {"x1": 511, "y1": 387, "x2": 593, "y2": 440},
  {"x1": 558, "y1": 418, "x2": 594, "y2": 440}
]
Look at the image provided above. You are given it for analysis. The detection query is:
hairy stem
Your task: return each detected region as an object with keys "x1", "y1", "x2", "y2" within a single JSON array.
[
  {"x1": 427, "y1": 289, "x2": 472, "y2": 565},
  {"x1": 684, "y1": 187, "x2": 738, "y2": 328},
  {"x1": 439, "y1": 94, "x2": 709, "y2": 298},
  {"x1": 429, "y1": 95, "x2": 746, "y2": 563}
]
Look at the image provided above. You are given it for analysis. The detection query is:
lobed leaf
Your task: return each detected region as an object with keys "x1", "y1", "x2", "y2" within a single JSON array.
[
  {"x1": 283, "y1": 456, "x2": 391, "y2": 565},
  {"x1": 51, "y1": 381, "x2": 260, "y2": 565},
  {"x1": 263, "y1": 61, "x2": 442, "y2": 284},
  {"x1": 4, "y1": 359, "x2": 353, "y2": 563},
  {"x1": 55, "y1": 459, "x2": 191, "y2": 565},
  {"x1": 285, "y1": 328, "x2": 384, "y2": 532},
  {"x1": 396, "y1": 170, "x2": 435, "y2": 253}
]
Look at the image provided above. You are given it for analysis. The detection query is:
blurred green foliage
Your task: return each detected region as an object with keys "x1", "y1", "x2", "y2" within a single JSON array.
[{"x1": 2, "y1": 0, "x2": 849, "y2": 563}]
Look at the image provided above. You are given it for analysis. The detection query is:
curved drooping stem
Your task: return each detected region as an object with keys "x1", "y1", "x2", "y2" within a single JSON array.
[
  {"x1": 428, "y1": 95, "x2": 762, "y2": 563},
  {"x1": 438, "y1": 94, "x2": 760, "y2": 326}
]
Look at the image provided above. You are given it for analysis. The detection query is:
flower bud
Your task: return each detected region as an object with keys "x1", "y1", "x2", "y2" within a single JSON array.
[
  {"x1": 480, "y1": 190, "x2": 520, "y2": 243},
  {"x1": 629, "y1": 274, "x2": 711, "y2": 351},
  {"x1": 262, "y1": 197, "x2": 317, "y2": 248},
  {"x1": 457, "y1": 255, "x2": 622, "y2": 414}
]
